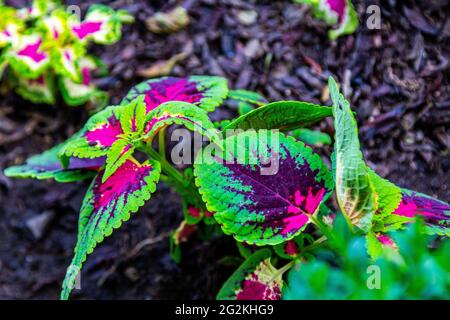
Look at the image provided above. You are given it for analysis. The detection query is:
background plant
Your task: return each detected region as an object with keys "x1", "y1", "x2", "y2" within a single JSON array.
[
  {"x1": 293, "y1": 0, "x2": 359, "y2": 39},
  {"x1": 0, "y1": 0, "x2": 133, "y2": 106}
]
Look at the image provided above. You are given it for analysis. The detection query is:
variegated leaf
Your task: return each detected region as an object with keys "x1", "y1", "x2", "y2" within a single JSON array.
[
  {"x1": 217, "y1": 249, "x2": 283, "y2": 300},
  {"x1": 392, "y1": 190, "x2": 450, "y2": 236},
  {"x1": 15, "y1": 73, "x2": 56, "y2": 105},
  {"x1": 70, "y1": 4, "x2": 133, "y2": 44},
  {"x1": 142, "y1": 101, "x2": 220, "y2": 143},
  {"x1": 122, "y1": 76, "x2": 228, "y2": 113},
  {"x1": 194, "y1": 131, "x2": 333, "y2": 245},
  {"x1": 61, "y1": 158, "x2": 161, "y2": 300},
  {"x1": 58, "y1": 56, "x2": 108, "y2": 106},
  {"x1": 7, "y1": 34, "x2": 50, "y2": 78}
]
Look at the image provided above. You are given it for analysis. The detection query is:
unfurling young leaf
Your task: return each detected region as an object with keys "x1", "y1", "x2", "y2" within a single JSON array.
[
  {"x1": 217, "y1": 249, "x2": 283, "y2": 300},
  {"x1": 121, "y1": 76, "x2": 229, "y2": 113},
  {"x1": 194, "y1": 131, "x2": 333, "y2": 245},
  {"x1": 59, "y1": 96, "x2": 146, "y2": 163},
  {"x1": 61, "y1": 158, "x2": 161, "y2": 300}
]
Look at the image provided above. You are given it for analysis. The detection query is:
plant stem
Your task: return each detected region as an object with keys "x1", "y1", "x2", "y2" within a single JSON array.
[
  {"x1": 301, "y1": 235, "x2": 327, "y2": 253},
  {"x1": 143, "y1": 144, "x2": 185, "y2": 185},
  {"x1": 270, "y1": 260, "x2": 296, "y2": 282},
  {"x1": 309, "y1": 214, "x2": 335, "y2": 243},
  {"x1": 142, "y1": 143, "x2": 204, "y2": 206},
  {"x1": 158, "y1": 128, "x2": 166, "y2": 160}
]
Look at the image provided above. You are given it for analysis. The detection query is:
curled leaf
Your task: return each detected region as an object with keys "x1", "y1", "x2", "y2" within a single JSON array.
[
  {"x1": 330, "y1": 76, "x2": 376, "y2": 231},
  {"x1": 142, "y1": 101, "x2": 220, "y2": 143}
]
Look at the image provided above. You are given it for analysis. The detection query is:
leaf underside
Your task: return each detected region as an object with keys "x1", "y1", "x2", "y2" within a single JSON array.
[{"x1": 330, "y1": 77, "x2": 376, "y2": 232}]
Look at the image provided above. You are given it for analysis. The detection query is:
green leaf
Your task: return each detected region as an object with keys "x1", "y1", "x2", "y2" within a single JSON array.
[
  {"x1": 367, "y1": 169, "x2": 402, "y2": 219},
  {"x1": 103, "y1": 139, "x2": 135, "y2": 183},
  {"x1": 228, "y1": 89, "x2": 268, "y2": 115},
  {"x1": 217, "y1": 249, "x2": 283, "y2": 300},
  {"x1": 329, "y1": 76, "x2": 376, "y2": 232},
  {"x1": 14, "y1": 73, "x2": 56, "y2": 105},
  {"x1": 290, "y1": 128, "x2": 332, "y2": 146},
  {"x1": 61, "y1": 158, "x2": 161, "y2": 300},
  {"x1": 119, "y1": 95, "x2": 147, "y2": 134},
  {"x1": 365, "y1": 231, "x2": 383, "y2": 259},
  {"x1": 223, "y1": 101, "x2": 332, "y2": 132},
  {"x1": 228, "y1": 89, "x2": 267, "y2": 107}
]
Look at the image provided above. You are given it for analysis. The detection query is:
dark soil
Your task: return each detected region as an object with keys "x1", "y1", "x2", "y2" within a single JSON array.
[{"x1": 0, "y1": 0, "x2": 449, "y2": 299}]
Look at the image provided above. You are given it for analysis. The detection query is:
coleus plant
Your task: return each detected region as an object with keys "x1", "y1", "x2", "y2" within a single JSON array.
[
  {"x1": 4, "y1": 75, "x2": 449, "y2": 300},
  {"x1": 0, "y1": 0, "x2": 133, "y2": 106},
  {"x1": 293, "y1": 0, "x2": 359, "y2": 40}
]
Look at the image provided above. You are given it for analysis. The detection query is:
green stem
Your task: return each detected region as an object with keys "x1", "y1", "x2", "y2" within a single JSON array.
[
  {"x1": 301, "y1": 235, "x2": 327, "y2": 254},
  {"x1": 142, "y1": 143, "x2": 204, "y2": 206},
  {"x1": 143, "y1": 144, "x2": 185, "y2": 185},
  {"x1": 270, "y1": 260, "x2": 296, "y2": 282},
  {"x1": 158, "y1": 128, "x2": 166, "y2": 160}
]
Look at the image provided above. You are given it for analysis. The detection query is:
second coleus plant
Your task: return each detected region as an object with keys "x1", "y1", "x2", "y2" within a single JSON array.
[
  {"x1": 4, "y1": 74, "x2": 449, "y2": 300},
  {"x1": 293, "y1": 0, "x2": 359, "y2": 39},
  {"x1": 0, "y1": 0, "x2": 133, "y2": 106}
]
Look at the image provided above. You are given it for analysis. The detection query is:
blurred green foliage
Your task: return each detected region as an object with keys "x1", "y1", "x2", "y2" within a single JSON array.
[{"x1": 283, "y1": 216, "x2": 450, "y2": 299}]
